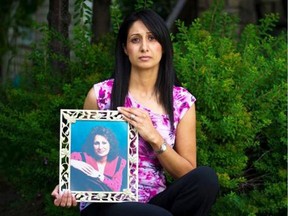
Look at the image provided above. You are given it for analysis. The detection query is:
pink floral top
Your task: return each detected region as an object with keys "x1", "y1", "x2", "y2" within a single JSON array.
[{"x1": 80, "y1": 79, "x2": 196, "y2": 210}]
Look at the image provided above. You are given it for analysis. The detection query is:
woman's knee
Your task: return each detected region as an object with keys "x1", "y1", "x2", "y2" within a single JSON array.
[{"x1": 193, "y1": 166, "x2": 219, "y2": 198}]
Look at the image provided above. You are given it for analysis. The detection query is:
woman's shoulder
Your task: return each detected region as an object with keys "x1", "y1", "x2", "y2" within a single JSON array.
[
  {"x1": 111, "y1": 156, "x2": 126, "y2": 165},
  {"x1": 71, "y1": 151, "x2": 81, "y2": 159},
  {"x1": 94, "y1": 78, "x2": 114, "y2": 90},
  {"x1": 173, "y1": 86, "x2": 196, "y2": 120},
  {"x1": 93, "y1": 79, "x2": 114, "y2": 109},
  {"x1": 71, "y1": 152, "x2": 88, "y2": 160},
  {"x1": 173, "y1": 85, "x2": 196, "y2": 102},
  {"x1": 119, "y1": 156, "x2": 127, "y2": 166}
]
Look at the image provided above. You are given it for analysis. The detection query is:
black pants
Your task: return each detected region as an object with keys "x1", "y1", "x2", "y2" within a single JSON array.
[{"x1": 81, "y1": 166, "x2": 219, "y2": 216}]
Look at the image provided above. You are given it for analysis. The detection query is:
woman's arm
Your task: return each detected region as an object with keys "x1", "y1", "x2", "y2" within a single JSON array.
[
  {"x1": 160, "y1": 105, "x2": 197, "y2": 178},
  {"x1": 118, "y1": 105, "x2": 196, "y2": 179},
  {"x1": 83, "y1": 87, "x2": 99, "y2": 110},
  {"x1": 71, "y1": 159, "x2": 102, "y2": 178}
]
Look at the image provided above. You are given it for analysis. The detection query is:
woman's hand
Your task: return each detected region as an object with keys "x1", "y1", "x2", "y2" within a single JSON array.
[
  {"x1": 71, "y1": 159, "x2": 102, "y2": 179},
  {"x1": 118, "y1": 105, "x2": 197, "y2": 179},
  {"x1": 117, "y1": 107, "x2": 163, "y2": 146},
  {"x1": 51, "y1": 185, "x2": 77, "y2": 207}
]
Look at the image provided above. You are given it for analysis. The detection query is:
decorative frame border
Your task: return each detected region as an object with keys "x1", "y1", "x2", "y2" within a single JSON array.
[{"x1": 59, "y1": 109, "x2": 138, "y2": 202}]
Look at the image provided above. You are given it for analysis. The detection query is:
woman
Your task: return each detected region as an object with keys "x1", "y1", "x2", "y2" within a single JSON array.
[
  {"x1": 52, "y1": 9, "x2": 219, "y2": 216},
  {"x1": 70, "y1": 126, "x2": 127, "y2": 192}
]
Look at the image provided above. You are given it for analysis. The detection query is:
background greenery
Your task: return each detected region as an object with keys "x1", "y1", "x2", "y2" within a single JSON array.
[{"x1": 0, "y1": 0, "x2": 286, "y2": 215}]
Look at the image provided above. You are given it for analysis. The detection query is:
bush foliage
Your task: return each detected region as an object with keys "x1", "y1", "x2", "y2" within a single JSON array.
[{"x1": 0, "y1": 1, "x2": 286, "y2": 215}]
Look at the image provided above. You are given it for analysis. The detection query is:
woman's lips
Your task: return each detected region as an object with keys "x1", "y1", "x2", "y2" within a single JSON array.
[{"x1": 139, "y1": 56, "x2": 151, "y2": 61}]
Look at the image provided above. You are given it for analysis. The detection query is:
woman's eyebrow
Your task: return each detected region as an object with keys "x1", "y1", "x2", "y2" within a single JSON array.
[
  {"x1": 128, "y1": 33, "x2": 141, "y2": 38},
  {"x1": 129, "y1": 32, "x2": 152, "y2": 38}
]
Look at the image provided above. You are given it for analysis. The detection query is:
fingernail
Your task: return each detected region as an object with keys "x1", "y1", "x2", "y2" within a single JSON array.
[{"x1": 117, "y1": 107, "x2": 122, "y2": 111}]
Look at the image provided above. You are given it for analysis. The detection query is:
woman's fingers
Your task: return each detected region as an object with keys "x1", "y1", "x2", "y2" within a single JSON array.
[
  {"x1": 72, "y1": 160, "x2": 95, "y2": 176},
  {"x1": 64, "y1": 191, "x2": 73, "y2": 207},
  {"x1": 51, "y1": 185, "x2": 59, "y2": 198},
  {"x1": 117, "y1": 107, "x2": 160, "y2": 143},
  {"x1": 82, "y1": 163, "x2": 94, "y2": 175},
  {"x1": 72, "y1": 194, "x2": 77, "y2": 206},
  {"x1": 77, "y1": 163, "x2": 99, "y2": 178},
  {"x1": 117, "y1": 107, "x2": 146, "y2": 124},
  {"x1": 54, "y1": 197, "x2": 61, "y2": 206},
  {"x1": 59, "y1": 191, "x2": 77, "y2": 207},
  {"x1": 51, "y1": 185, "x2": 62, "y2": 206},
  {"x1": 51, "y1": 185, "x2": 77, "y2": 207},
  {"x1": 60, "y1": 191, "x2": 69, "y2": 207}
]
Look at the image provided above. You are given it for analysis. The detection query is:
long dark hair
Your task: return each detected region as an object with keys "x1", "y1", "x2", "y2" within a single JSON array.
[
  {"x1": 110, "y1": 9, "x2": 181, "y2": 130},
  {"x1": 82, "y1": 126, "x2": 119, "y2": 161}
]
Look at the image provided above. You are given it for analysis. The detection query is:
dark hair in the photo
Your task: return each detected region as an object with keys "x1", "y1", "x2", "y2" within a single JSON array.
[
  {"x1": 110, "y1": 9, "x2": 181, "y2": 131},
  {"x1": 82, "y1": 126, "x2": 119, "y2": 161}
]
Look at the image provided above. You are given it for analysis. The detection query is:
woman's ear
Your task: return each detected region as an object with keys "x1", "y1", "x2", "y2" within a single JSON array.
[{"x1": 122, "y1": 43, "x2": 128, "y2": 55}]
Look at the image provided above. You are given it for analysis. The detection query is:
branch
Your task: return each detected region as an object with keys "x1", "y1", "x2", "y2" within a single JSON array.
[{"x1": 165, "y1": 0, "x2": 187, "y2": 29}]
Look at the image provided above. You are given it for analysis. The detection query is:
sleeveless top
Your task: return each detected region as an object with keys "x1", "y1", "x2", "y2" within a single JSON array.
[{"x1": 80, "y1": 79, "x2": 196, "y2": 210}]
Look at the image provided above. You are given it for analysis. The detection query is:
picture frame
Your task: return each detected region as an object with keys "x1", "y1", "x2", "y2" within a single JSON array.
[{"x1": 59, "y1": 109, "x2": 138, "y2": 202}]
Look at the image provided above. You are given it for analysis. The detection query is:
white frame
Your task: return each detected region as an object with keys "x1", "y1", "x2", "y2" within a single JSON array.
[{"x1": 59, "y1": 109, "x2": 138, "y2": 202}]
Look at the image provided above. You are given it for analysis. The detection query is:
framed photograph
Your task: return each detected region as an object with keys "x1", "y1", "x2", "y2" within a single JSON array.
[{"x1": 59, "y1": 109, "x2": 138, "y2": 202}]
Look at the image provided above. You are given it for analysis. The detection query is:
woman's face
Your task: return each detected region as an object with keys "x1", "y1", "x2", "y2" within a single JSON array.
[
  {"x1": 93, "y1": 135, "x2": 110, "y2": 158},
  {"x1": 124, "y1": 20, "x2": 163, "y2": 71}
]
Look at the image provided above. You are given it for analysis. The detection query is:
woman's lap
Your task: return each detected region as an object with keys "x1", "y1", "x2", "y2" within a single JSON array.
[
  {"x1": 81, "y1": 166, "x2": 219, "y2": 216},
  {"x1": 149, "y1": 166, "x2": 219, "y2": 216}
]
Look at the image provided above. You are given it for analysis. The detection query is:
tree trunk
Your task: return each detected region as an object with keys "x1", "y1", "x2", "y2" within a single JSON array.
[
  {"x1": 47, "y1": 0, "x2": 71, "y2": 80},
  {"x1": 166, "y1": 0, "x2": 187, "y2": 29},
  {"x1": 166, "y1": 0, "x2": 198, "y2": 32},
  {"x1": 91, "y1": 0, "x2": 111, "y2": 43}
]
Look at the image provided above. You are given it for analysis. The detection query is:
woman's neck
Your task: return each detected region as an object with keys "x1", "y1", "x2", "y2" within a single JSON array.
[
  {"x1": 97, "y1": 156, "x2": 107, "y2": 164},
  {"x1": 129, "y1": 68, "x2": 158, "y2": 96},
  {"x1": 129, "y1": 68, "x2": 167, "y2": 114},
  {"x1": 97, "y1": 161, "x2": 106, "y2": 174}
]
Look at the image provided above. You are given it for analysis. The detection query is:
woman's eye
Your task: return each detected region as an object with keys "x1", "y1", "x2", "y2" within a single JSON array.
[
  {"x1": 131, "y1": 37, "x2": 140, "y2": 43},
  {"x1": 148, "y1": 35, "x2": 156, "y2": 41}
]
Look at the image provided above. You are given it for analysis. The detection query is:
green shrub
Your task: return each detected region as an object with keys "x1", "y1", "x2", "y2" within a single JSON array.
[
  {"x1": 0, "y1": 23, "x2": 113, "y2": 216},
  {"x1": 173, "y1": 5, "x2": 287, "y2": 216}
]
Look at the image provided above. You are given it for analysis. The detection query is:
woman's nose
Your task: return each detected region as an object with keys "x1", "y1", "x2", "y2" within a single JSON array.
[{"x1": 141, "y1": 39, "x2": 148, "y2": 52}]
